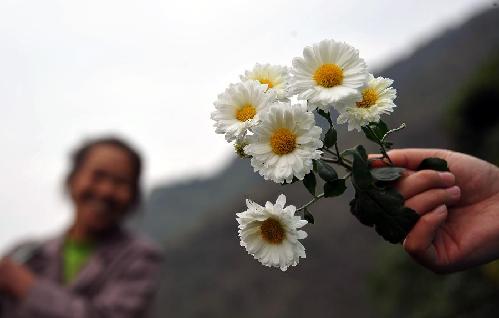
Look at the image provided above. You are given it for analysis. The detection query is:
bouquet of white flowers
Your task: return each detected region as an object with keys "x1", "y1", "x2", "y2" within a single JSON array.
[{"x1": 211, "y1": 39, "x2": 448, "y2": 271}]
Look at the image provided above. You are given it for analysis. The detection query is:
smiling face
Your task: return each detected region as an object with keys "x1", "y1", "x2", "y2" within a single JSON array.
[{"x1": 68, "y1": 144, "x2": 136, "y2": 234}]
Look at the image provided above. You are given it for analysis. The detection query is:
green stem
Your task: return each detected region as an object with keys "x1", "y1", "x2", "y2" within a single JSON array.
[
  {"x1": 322, "y1": 143, "x2": 353, "y2": 165},
  {"x1": 323, "y1": 148, "x2": 338, "y2": 157},
  {"x1": 381, "y1": 123, "x2": 406, "y2": 143},
  {"x1": 321, "y1": 157, "x2": 353, "y2": 170},
  {"x1": 367, "y1": 126, "x2": 393, "y2": 165},
  {"x1": 324, "y1": 148, "x2": 335, "y2": 155},
  {"x1": 297, "y1": 193, "x2": 325, "y2": 212},
  {"x1": 334, "y1": 142, "x2": 342, "y2": 160},
  {"x1": 343, "y1": 171, "x2": 352, "y2": 179}
]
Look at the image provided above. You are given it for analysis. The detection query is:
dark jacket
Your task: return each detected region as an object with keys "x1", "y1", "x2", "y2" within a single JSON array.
[{"x1": 1, "y1": 228, "x2": 162, "y2": 318}]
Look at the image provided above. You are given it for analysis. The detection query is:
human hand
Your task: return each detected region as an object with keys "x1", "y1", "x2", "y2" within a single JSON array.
[
  {"x1": 374, "y1": 149, "x2": 499, "y2": 273},
  {"x1": 0, "y1": 257, "x2": 35, "y2": 299}
]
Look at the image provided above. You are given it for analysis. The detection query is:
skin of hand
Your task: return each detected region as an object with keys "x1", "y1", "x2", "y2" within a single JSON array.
[
  {"x1": 372, "y1": 149, "x2": 499, "y2": 273},
  {"x1": 0, "y1": 257, "x2": 35, "y2": 299}
]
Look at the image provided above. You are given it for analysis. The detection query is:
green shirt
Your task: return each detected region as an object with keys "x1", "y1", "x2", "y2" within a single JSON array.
[{"x1": 62, "y1": 239, "x2": 95, "y2": 285}]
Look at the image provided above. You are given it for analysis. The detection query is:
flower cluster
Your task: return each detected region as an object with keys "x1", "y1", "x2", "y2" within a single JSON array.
[{"x1": 211, "y1": 39, "x2": 405, "y2": 271}]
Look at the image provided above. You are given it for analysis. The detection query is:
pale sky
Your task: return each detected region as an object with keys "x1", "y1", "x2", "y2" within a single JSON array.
[{"x1": 0, "y1": 0, "x2": 493, "y2": 254}]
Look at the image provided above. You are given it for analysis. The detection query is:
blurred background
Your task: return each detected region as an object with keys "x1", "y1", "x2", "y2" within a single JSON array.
[{"x1": 1, "y1": 0, "x2": 498, "y2": 317}]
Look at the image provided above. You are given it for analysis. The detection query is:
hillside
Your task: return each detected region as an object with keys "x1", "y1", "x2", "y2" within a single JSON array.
[
  {"x1": 137, "y1": 8, "x2": 499, "y2": 318},
  {"x1": 134, "y1": 158, "x2": 261, "y2": 243}
]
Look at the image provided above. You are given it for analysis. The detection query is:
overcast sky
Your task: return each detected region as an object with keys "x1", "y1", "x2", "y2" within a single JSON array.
[{"x1": 0, "y1": 0, "x2": 493, "y2": 254}]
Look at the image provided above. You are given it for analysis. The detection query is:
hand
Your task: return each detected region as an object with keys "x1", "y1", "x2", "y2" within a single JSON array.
[
  {"x1": 377, "y1": 149, "x2": 499, "y2": 273},
  {"x1": 0, "y1": 257, "x2": 35, "y2": 299}
]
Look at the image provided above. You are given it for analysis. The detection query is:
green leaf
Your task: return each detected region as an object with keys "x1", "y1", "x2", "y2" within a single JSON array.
[
  {"x1": 359, "y1": 145, "x2": 368, "y2": 161},
  {"x1": 324, "y1": 179, "x2": 347, "y2": 197},
  {"x1": 349, "y1": 145, "x2": 372, "y2": 190},
  {"x1": 343, "y1": 144, "x2": 368, "y2": 161},
  {"x1": 316, "y1": 160, "x2": 338, "y2": 182},
  {"x1": 370, "y1": 167, "x2": 405, "y2": 181},
  {"x1": 323, "y1": 127, "x2": 337, "y2": 149},
  {"x1": 348, "y1": 145, "x2": 419, "y2": 243},
  {"x1": 303, "y1": 208, "x2": 314, "y2": 224},
  {"x1": 350, "y1": 187, "x2": 419, "y2": 244},
  {"x1": 362, "y1": 121, "x2": 389, "y2": 143},
  {"x1": 317, "y1": 109, "x2": 333, "y2": 126},
  {"x1": 303, "y1": 172, "x2": 316, "y2": 196},
  {"x1": 417, "y1": 158, "x2": 450, "y2": 172},
  {"x1": 361, "y1": 126, "x2": 376, "y2": 142}
]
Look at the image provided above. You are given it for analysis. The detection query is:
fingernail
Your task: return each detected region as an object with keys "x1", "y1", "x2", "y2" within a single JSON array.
[
  {"x1": 446, "y1": 186, "x2": 461, "y2": 199},
  {"x1": 439, "y1": 172, "x2": 455, "y2": 185},
  {"x1": 434, "y1": 205, "x2": 447, "y2": 215}
]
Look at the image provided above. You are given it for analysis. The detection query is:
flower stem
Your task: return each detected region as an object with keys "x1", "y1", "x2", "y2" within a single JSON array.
[
  {"x1": 367, "y1": 126, "x2": 393, "y2": 166},
  {"x1": 322, "y1": 143, "x2": 353, "y2": 168},
  {"x1": 334, "y1": 142, "x2": 342, "y2": 160},
  {"x1": 297, "y1": 193, "x2": 325, "y2": 212},
  {"x1": 381, "y1": 123, "x2": 406, "y2": 143},
  {"x1": 322, "y1": 157, "x2": 353, "y2": 170},
  {"x1": 343, "y1": 171, "x2": 352, "y2": 179}
]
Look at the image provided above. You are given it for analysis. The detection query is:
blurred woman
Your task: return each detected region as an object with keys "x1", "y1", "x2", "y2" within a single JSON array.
[{"x1": 0, "y1": 137, "x2": 162, "y2": 318}]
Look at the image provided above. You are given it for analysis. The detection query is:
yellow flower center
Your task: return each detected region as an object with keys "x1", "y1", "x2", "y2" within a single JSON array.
[
  {"x1": 258, "y1": 79, "x2": 274, "y2": 89},
  {"x1": 270, "y1": 128, "x2": 297, "y2": 155},
  {"x1": 260, "y1": 218, "x2": 285, "y2": 244},
  {"x1": 313, "y1": 64, "x2": 343, "y2": 88},
  {"x1": 236, "y1": 104, "x2": 257, "y2": 122},
  {"x1": 356, "y1": 88, "x2": 378, "y2": 108}
]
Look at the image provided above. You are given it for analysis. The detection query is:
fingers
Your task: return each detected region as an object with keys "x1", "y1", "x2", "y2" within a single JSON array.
[
  {"x1": 397, "y1": 170, "x2": 456, "y2": 199},
  {"x1": 369, "y1": 148, "x2": 451, "y2": 169},
  {"x1": 403, "y1": 205, "x2": 448, "y2": 268},
  {"x1": 405, "y1": 186, "x2": 460, "y2": 214},
  {"x1": 400, "y1": 171, "x2": 460, "y2": 270}
]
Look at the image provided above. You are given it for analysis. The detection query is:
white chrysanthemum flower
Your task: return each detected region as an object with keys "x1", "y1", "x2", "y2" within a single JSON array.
[
  {"x1": 337, "y1": 74, "x2": 397, "y2": 131},
  {"x1": 241, "y1": 63, "x2": 290, "y2": 101},
  {"x1": 237, "y1": 194, "x2": 308, "y2": 271},
  {"x1": 234, "y1": 135, "x2": 251, "y2": 158},
  {"x1": 290, "y1": 39, "x2": 369, "y2": 111},
  {"x1": 244, "y1": 102, "x2": 322, "y2": 183},
  {"x1": 211, "y1": 80, "x2": 276, "y2": 142}
]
